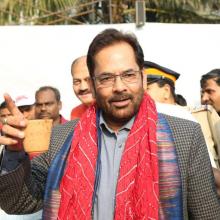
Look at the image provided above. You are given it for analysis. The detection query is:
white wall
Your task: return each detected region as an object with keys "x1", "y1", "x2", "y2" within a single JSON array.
[{"x1": 0, "y1": 23, "x2": 220, "y2": 119}]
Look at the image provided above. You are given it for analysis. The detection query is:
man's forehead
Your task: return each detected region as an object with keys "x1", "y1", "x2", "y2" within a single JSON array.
[
  {"x1": 36, "y1": 94, "x2": 57, "y2": 102},
  {"x1": 72, "y1": 67, "x2": 89, "y2": 78},
  {"x1": 203, "y1": 79, "x2": 219, "y2": 88},
  {"x1": 94, "y1": 43, "x2": 137, "y2": 68},
  {"x1": 36, "y1": 100, "x2": 56, "y2": 104},
  {"x1": 147, "y1": 82, "x2": 159, "y2": 87}
]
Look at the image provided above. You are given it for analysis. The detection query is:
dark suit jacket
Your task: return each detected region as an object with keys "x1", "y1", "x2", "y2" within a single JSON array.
[{"x1": 0, "y1": 114, "x2": 220, "y2": 219}]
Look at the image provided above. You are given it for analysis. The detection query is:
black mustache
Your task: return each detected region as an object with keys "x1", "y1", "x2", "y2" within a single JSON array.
[
  {"x1": 39, "y1": 113, "x2": 50, "y2": 117},
  {"x1": 78, "y1": 90, "x2": 90, "y2": 95},
  {"x1": 109, "y1": 94, "x2": 132, "y2": 102}
]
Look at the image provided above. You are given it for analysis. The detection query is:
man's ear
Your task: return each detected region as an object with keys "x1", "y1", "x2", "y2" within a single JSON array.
[
  {"x1": 58, "y1": 101, "x2": 62, "y2": 110},
  {"x1": 163, "y1": 84, "x2": 171, "y2": 100}
]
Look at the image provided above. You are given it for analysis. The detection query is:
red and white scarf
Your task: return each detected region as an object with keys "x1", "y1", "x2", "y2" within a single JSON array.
[{"x1": 58, "y1": 93, "x2": 159, "y2": 219}]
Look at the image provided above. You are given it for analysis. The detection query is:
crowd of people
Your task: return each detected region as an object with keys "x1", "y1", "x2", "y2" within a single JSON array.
[{"x1": 0, "y1": 28, "x2": 220, "y2": 219}]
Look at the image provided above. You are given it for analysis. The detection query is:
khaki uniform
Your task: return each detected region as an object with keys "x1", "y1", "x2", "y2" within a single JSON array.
[{"x1": 188, "y1": 105, "x2": 220, "y2": 168}]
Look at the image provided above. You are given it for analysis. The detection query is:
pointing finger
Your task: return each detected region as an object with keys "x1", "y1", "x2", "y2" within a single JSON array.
[{"x1": 4, "y1": 93, "x2": 24, "y2": 117}]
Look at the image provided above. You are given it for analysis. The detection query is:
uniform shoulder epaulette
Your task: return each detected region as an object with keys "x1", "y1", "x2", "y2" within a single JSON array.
[{"x1": 188, "y1": 105, "x2": 214, "y2": 113}]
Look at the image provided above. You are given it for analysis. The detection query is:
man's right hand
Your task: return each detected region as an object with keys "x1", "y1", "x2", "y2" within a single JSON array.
[{"x1": 0, "y1": 93, "x2": 28, "y2": 151}]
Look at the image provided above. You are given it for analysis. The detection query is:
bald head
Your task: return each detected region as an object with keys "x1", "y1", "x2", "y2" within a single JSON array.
[{"x1": 71, "y1": 56, "x2": 87, "y2": 74}]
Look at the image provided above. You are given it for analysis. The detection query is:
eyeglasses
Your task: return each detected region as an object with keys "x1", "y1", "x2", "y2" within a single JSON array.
[{"x1": 93, "y1": 70, "x2": 141, "y2": 88}]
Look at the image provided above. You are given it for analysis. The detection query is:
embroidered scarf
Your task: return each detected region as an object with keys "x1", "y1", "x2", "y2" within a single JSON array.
[
  {"x1": 157, "y1": 114, "x2": 183, "y2": 220},
  {"x1": 58, "y1": 93, "x2": 159, "y2": 219}
]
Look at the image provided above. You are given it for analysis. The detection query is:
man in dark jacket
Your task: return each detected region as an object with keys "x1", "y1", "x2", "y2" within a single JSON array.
[{"x1": 0, "y1": 28, "x2": 220, "y2": 220}]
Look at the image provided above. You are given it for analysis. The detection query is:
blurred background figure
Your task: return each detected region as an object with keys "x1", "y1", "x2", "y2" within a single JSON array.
[
  {"x1": 70, "y1": 56, "x2": 94, "y2": 119},
  {"x1": 144, "y1": 61, "x2": 220, "y2": 168},
  {"x1": 14, "y1": 95, "x2": 35, "y2": 120},
  {"x1": 35, "y1": 86, "x2": 67, "y2": 126},
  {"x1": 190, "y1": 105, "x2": 220, "y2": 168},
  {"x1": 0, "y1": 101, "x2": 12, "y2": 151},
  {"x1": 143, "y1": 60, "x2": 195, "y2": 122},
  {"x1": 0, "y1": 101, "x2": 12, "y2": 121},
  {"x1": 144, "y1": 60, "x2": 180, "y2": 105},
  {"x1": 0, "y1": 101, "x2": 12, "y2": 133},
  {"x1": 201, "y1": 69, "x2": 220, "y2": 115},
  {"x1": 199, "y1": 69, "x2": 220, "y2": 168}
]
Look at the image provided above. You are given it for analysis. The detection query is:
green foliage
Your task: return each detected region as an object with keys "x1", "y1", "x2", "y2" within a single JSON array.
[{"x1": 0, "y1": 0, "x2": 220, "y2": 25}]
